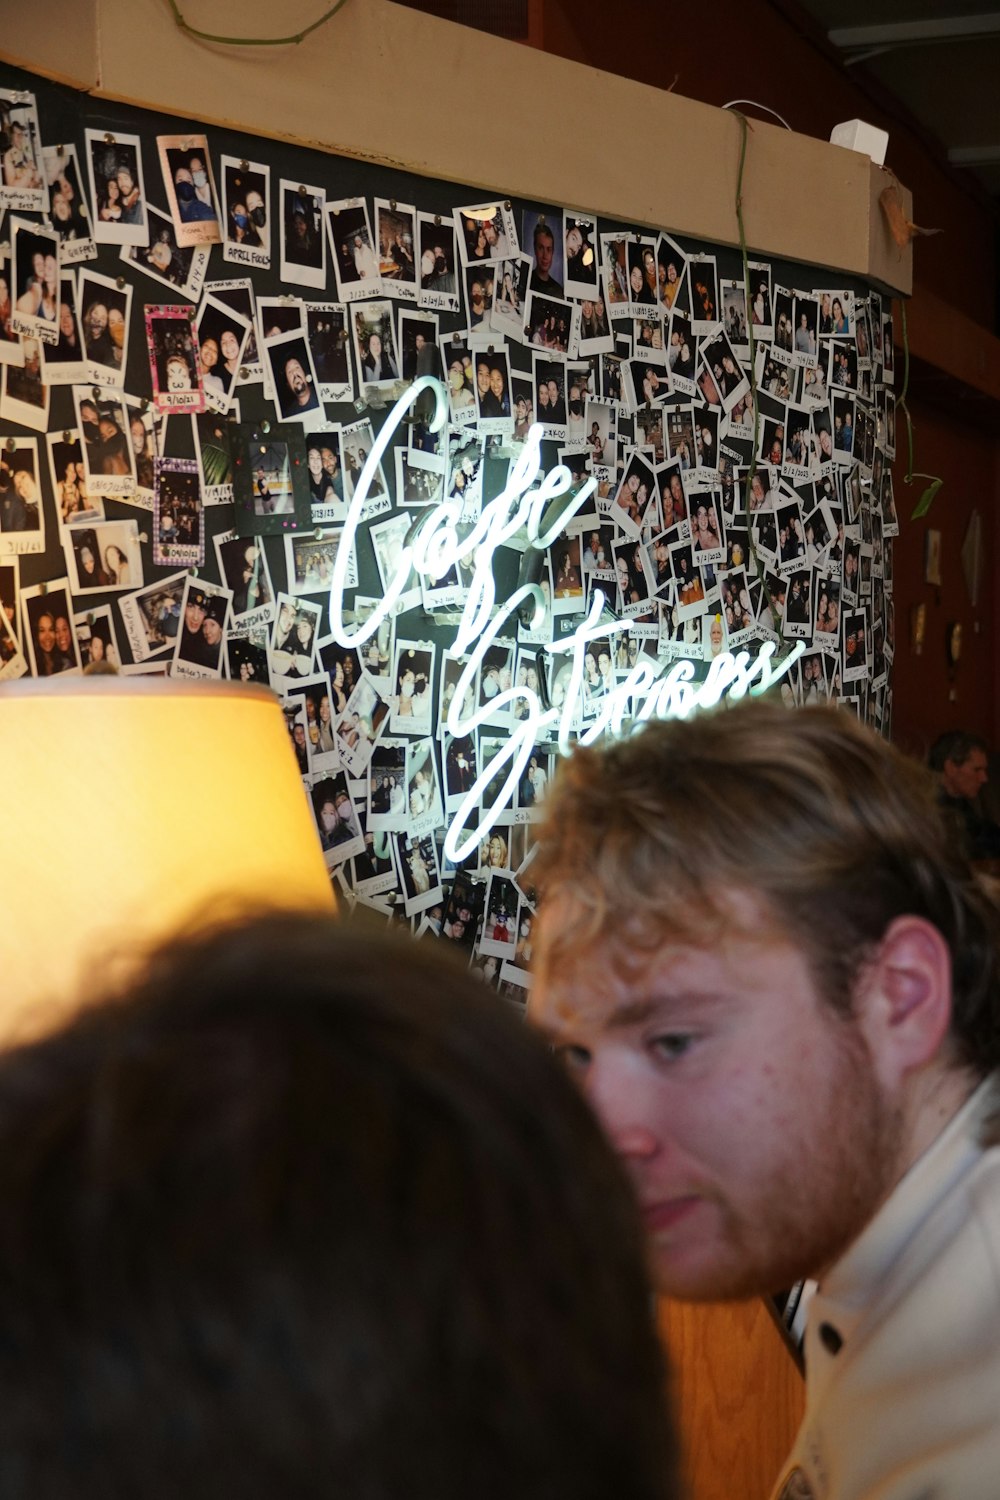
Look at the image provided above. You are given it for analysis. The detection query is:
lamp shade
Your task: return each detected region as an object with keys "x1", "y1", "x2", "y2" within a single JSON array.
[{"x1": 0, "y1": 679, "x2": 335, "y2": 1036}]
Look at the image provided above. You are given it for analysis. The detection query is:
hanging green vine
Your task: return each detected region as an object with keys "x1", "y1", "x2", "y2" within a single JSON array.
[{"x1": 164, "y1": 0, "x2": 351, "y2": 47}]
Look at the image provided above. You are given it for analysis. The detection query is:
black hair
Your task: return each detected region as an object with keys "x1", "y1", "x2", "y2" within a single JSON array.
[{"x1": 0, "y1": 912, "x2": 675, "y2": 1500}]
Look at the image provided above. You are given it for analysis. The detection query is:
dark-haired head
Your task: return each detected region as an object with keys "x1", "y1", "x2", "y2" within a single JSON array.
[{"x1": 0, "y1": 913, "x2": 674, "y2": 1500}]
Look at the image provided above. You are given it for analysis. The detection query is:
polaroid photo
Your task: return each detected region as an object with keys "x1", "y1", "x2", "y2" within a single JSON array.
[
  {"x1": 769, "y1": 284, "x2": 793, "y2": 355},
  {"x1": 350, "y1": 599, "x2": 395, "y2": 694},
  {"x1": 613, "y1": 536, "x2": 655, "y2": 619},
  {"x1": 214, "y1": 530, "x2": 274, "y2": 619},
  {"x1": 687, "y1": 253, "x2": 720, "y2": 333},
  {"x1": 631, "y1": 311, "x2": 665, "y2": 364},
  {"x1": 0, "y1": 598, "x2": 28, "y2": 680},
  {"x1": 226, "y1": 625, "x2": 271, "y2": 689},
  {"x1": 397, "y1": 308, "x2": 440, "y2": 386},
  {"x1": 689, "y1": 489, "x2": 726, "y2": 567},
  {"x1": 191, "y1": 409, "x2": 236, "y2": 507},
  {"x1": 782, "y1": 568, "x2": 813, "y2": 641},
  {"x1": 0, "y1": 436, "x2": 44, "y2": 556},
  {"x1": 282, "y1": 673, "x2": 335, "y2": 773},
  {"x1": 610, "y1": 450, "x2": 657, "y2": 540},
  {"x1": 200, "y1": 281, "x2": 258, "y2": 387},
  {"x1": 21, "y1": 578, "x2": 81, "y2": 677},
  {"x1": 490, "y1": 254, "x2": 531, "y2": 342},
  {"x1": 0, "y1": 246, "x2": 24, "y2": 368},
  {"x1": 71, "y1": 386, "x2": 135, "y2": 497},
  {"x1": 41, "y1": 144, "x2": 95, "y2": 264},
  {"x1": 285, "y1": 529, "x2": 356, "y2": 596},
  {"x1": 842, "y1": 606, "x2": 868, "y2": 684},
  {"x1": 373, "y1": 197, "x2": 418, "y2": 301},
  {"x1": 747, "y1": 260, "x2": 773, "y2": 339},
  {"x1": 665, "y1": 403, "x2": 697, "y2": 475},
  {"x1": 473, "y1": 348, "x2": 513, "y2": 435},
  {"x1": 304, "y1": 302, "x2": 353, "y2": 405},
  {"x1": 269, "y1": 595, "x2": 322, "y2": 686},
  {"x1": 220, "y1": 154, "x2": 270, "y2": 269},
  {"x1": 342, "y1": 416, "x2": 391, "y2": 516},
  {"x1": 232, "y1": 420, "x2": 311, "y2": 537},
  {"x1": 303, "y1": 430, "x2": 348, "y2": 523},
  {"x1": 157, "y1": 133, "x2": 221, "y2": 247},
  {"x1": 523, "y1": 209, "x2": 565, "y2": 300},
  {"x1": 1, "y1": 338, "x2": 50, "y2": 431},
  {"x1": 392, "y1": 831, "x2": 442, "y2": 917},
  {"x1": 334, "y1": 672, "x2": 390, "y2": 781},
  {"x1": 47, "y1": 429, "x2": 102, "y2": 529},
  {"x1": 476, "y1": 638, "x2": 517, "y2": 723},
  {"x1": 173, "y1": 575, "x2": 231, "y2": 680},
  {"x1": 145, "y1": 305, "x2": 203, "y2": 415},
  {"x1": 316, "y1": 636, "x2": 364, "y2": 721},
  {"x1": 561, "y1": 211, "x2": 599, "y2": 301},
  {"x1": 532, "y1": 354, "x2": 568, "y2": 440},
  {"x1": 575, "y1": 292, "x2": 612, "y2": 358},
  {"x1": 655, "y1": 233, "x2": 689, "y2": 316},
  {"x1": 831, "y1": 391, "x2": 857, "y2": 465},
  {"x1": 39, "y1": 275, "x2": 86, "y2": 385},
  {"x1": 526, "y1": 288, "x2": 573, "y2": 354},
  {"x1": 790, "y1": 291, "x2": 820, "y2": 366},
  {"x1": 311, "y1": 772, "x2": 365, "y2": 867},
  {"x1": 279, "y1": 179, "x2": 326, "y2": 290},
  {"x1": 118, "y1": 570, "x2": 185, "y2": 661},
  {"x1": 84, "y1": 128, "x2": 148, "y2": 246},
  {"x1": 667, "y1": 309, "x2": 697, "y2": 396},
  {"x1": 479, "y1": 870, "x2": 521, "y2": 960},
  {"x1": 261, "y1": 326, "x2": 324, "y2": 428},
  {"x1": 350, "y1": 298, "x2": 402, "y2": 391},
  {"x1": 120, "y1": 205, "x2": 209, "y2": 302},
  {"x1": 599, "y1": 233, "x2": 630, "y2": 315},
  {"x1": 405, "y1": 735, "x2": 444, "y2": 839},
  {"x1": 438, "y1": 652, "x2": 476, "y2": 740},
  {"x1": 443, "y1": 732, "x2": 479, "y2": 811},
  {"x1": 813, "y1": 574, "x2": 841, "y2": 646},
  {"x1": 816, "y1": 290, "x2": 854, "y2": 340},
  {"x1": 669, "y1": 539, "x2": 707, "y2": 621},
  {"x1": 464, "y1": 261, "x2": 498, "y2": 332},
  {"x1": 64, "y1": 517, "x2": 142, "y2": 595},
  {"x1": 441, "y1": 333, "x2": 477, "y2": 426},
  {"x1": 390, "y1": 641, "x2": 436, "y2": 736},
  {"x1": 195, "y1": 292, "x2": 251, "y2": 413},
  {"x1": 414, "y1": 209, "x2": 459, "y2": 313},
  {"x1": 395, "y1": 447, "x2": 446, "y2": 510},
  {"x1": 623, "y1": 355, "x2": 669, "y2": 413},
  {"x1": 9, "y1": 217, "x2": 59, "y2": 345},
  {"x1": 584, "y1": 398, "x2": 616, "y2": 470},
  {"x1": 153, "y1": 456, "x2": 203, "y2": 568},
  {"x1": 0, "y1": 90, "x2": 45, "y2": 213},
  {"x1": 720, "y1": 279, "x2": 749, "y2": 352},
  {"x1": 368, "y1": 739, "x2": 409, "y2": 832},
  {"x1": 77, "y1": 267, "x2": 131, "y2": 386},
  {"x1": 456, "y1": 201, "x2": 517, "y2": 268},
  {"x1": 693, "y1": 410, "x2": 722, "y2": 479},
  {"x1": 327, "y1": 198, "x2": 381, "y2": 303},
  {"x1": 701, "y1": 327, "x2": 749, "y2": 409}
]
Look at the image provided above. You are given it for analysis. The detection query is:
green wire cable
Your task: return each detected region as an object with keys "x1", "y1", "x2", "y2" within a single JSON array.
[{"x1": 165, "y1": 0, "x2": 351, "y2": 47}]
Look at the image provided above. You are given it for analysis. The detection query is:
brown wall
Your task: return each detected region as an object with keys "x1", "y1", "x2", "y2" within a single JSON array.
[
  {"x1": 890, "y1": 396, "x2": 999, "y2": 752},
  {"x1": 537, "y1": 0, "x2": 1000, "y2": 752},
  {"x1": 538, "y1": 0, "x2": 995, "y2": 323}
]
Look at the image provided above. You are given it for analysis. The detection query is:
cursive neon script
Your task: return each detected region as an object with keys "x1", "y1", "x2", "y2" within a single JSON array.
[{"x1": 326, "y1": 376, "x2": 806, "y2": 866}]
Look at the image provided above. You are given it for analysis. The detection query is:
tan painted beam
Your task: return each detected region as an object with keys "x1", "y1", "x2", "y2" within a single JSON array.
[{"x1": 2, "y1": 0, "x2": 911, "y2": 295}]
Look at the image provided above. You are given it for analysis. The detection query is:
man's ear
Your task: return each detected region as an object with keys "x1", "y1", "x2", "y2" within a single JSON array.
[{"x1": 855, "y1": 916, "x2": 954, "y2": 1088}]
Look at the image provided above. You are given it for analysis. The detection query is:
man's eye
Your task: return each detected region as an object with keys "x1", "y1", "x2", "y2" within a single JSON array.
[
  {"x1": 650, "y1": 1034, "x2": 694, "y2": 1061},
  {"x1": 552, "y1": 1043, "x2": 591, "y2": 1073}
]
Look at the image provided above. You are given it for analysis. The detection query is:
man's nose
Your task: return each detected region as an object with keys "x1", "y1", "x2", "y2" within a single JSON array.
[{"x1": 585, "y1": 1057, "x2": 661, "y2": 1161}]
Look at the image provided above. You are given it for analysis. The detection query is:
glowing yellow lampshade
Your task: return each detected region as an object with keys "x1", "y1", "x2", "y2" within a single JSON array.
[{"x1": 0, "y1": 679, "x2": 335, "y2": 1038}]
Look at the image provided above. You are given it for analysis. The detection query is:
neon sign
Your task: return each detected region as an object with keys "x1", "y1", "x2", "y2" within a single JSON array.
[{"x1": 329, "y1": 376, "x2": 805, "y2": 865}]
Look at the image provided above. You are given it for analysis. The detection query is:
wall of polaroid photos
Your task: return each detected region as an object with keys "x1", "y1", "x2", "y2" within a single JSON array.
[{"x1": 0, "y1": 64, "x2": 897, "y2": 998}]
